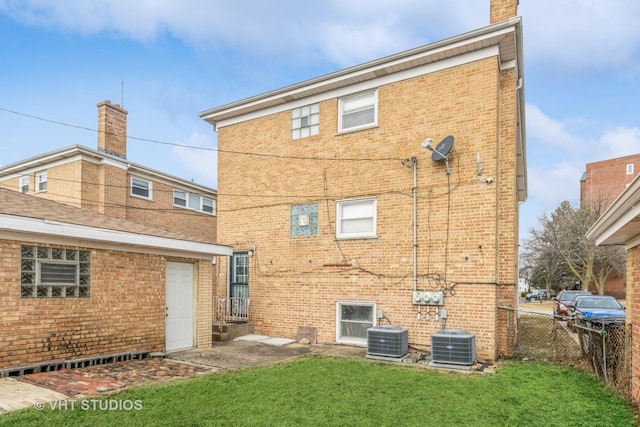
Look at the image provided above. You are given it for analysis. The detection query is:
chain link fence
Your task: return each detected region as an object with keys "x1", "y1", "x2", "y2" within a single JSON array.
[{"x1": 500, "y1": 307, "x2": 632, "y2": 400}]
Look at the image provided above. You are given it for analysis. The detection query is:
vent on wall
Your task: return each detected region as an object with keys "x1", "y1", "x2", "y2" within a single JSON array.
[
  {"x1": 430, "y1": 329, "x2": 476, "y2": 367},
  {"x1": 367, "y1": 325, "x2": 408, "y2": 358}
]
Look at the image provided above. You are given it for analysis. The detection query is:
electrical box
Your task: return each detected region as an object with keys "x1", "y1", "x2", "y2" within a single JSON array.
[{"x1": 412, "y1": 291, "x2": 444, "y2": 306}]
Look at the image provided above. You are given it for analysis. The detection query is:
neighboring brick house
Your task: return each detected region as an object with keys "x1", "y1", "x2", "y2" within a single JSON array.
[
  {"x1": 0, "y1": 187, "x2": 231, "y2": 370},
  {"x1": 580, "y1": 154, "x2": 640, "y2": 298},
  {"x1": 0, "y1": 100, "x2": 218, "y2": 244},
  {"x1": 586, "y1": 174, "x2": 640, "y2": 402},
  {"x1": 199, "y1": 0, "x2": 526, "y2": 362}
]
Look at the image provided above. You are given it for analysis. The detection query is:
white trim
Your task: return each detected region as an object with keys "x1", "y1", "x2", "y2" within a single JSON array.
[
  {"x1": 19, "y1": 175, "x2": 29, "y2": 193},
  {"x1": 130, "y1": 176, "x2": 153, "y2": 200},
  {"x1": 338, "y1": 89, "x2": 378, "y2": 133},
  {"x1": 335, "y1": 301, "x2": 376, "y2": 345},
  {"x1": 35, "y1": 170, "x2": 48, "y2": 193},
  {"x1": 212, "y1": 46, "x2": 499, "y2": 129},
  {"x1": 0, "y1": 214, "x2": 232, "y2": 258},
  {"x1": 0, "y1": 146, "x2": 215, "y2": 197},
  {"x1": 336, "y1": 197, "x2": 377, "y2": 239}
]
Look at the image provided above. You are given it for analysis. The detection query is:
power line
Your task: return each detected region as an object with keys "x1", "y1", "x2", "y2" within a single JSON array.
[{"x1": 0, "y1": 106, "x2": 404, "y2": 162}]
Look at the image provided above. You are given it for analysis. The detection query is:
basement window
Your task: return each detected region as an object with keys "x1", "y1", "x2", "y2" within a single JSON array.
[
  {"x1": 336, "y1": 302, "x2": 375, "y2": 344},
  {"x1": 20, "y1": 245, "x2": 91, "y2": 299}
]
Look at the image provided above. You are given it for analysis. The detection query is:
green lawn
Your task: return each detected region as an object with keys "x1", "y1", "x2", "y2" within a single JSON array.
[{"x1": 1, "y1": 356, "x2": 637, "y2": 426}]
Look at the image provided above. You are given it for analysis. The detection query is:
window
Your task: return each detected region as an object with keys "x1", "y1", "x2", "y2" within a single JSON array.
[
  {"x1": 20, "y1": 245, "x2": 91, "y2": 299},
  {"x1": 202, "y1": 198, "x2": 215, "y2": 214},
  {"x1": 336, "y1": 302, "x2": 375, "y2": 344},
  {"x1": 338, "y1": 90, "x2": 377, "y2": 132},
  {"x1": 627, "y1": 164, "x2": 634, "y2": 175},
  {"x1": 131, "y1": 177, "x2": 152, "y2": 199},
  {"x1": 19, "y1": 175, "x2": 29, "y2": 193},
  {"x1": 174, "y1": 190, "x2": 187, "y2": 207},
  {"x1": 336, "y1": 198, "x2": 376, "y2": 239},
  {"x1": 292, "y1": 103, "x2": 319, "y2": 139},
  {"x1": 291, "y1": 203, "x2": 318, "y2": 236},
  {"x1": 173, "y1": 190, "x2": 216, "y2": 215},
  {"x1": 36, "y1": 171, "x2": 47, "y2": 192}
]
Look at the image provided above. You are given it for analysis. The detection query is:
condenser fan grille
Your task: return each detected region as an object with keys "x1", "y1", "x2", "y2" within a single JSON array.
[
  {"x1": 431, "y1": 330, "x2": 475, "y2": 365},
  {"x1": 367, "y1": 325, "x2": 408, "y2": 358}
]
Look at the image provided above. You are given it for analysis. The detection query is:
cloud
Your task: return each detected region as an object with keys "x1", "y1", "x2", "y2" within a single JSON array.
[
  {"x1": 0, "y1": 0, "x2": 486, "y2": 66},
  {"x1": 599, "y1": 127, "x2": 640, "y2": 159},
  {"x1": 520, "y1": 0, "x2": 640, "y2": 71},
  {"x1": 525, "y1": 104, "x2": 585, "y2": 151},
  {"x1": 171, "y1": 130, "x2": 218, "y2": 189}
]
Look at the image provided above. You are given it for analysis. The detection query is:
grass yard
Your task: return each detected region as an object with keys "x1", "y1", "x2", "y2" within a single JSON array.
[{"x1": 1, "y1": 356, "x2": 637, "y2": 426}]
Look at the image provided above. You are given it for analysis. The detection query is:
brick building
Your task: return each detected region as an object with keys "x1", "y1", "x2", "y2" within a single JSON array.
[
  {"x1": 200, "y1": 0, "x2": 526, "y2": 362},
  {"x1": 580, "y1": 154, "x2": 640, "y2": 298},
  {"x1": 0, "y1": 187, "x2": 231, "y2": 370},
  {"x1": 581, "y1": 154, "x2": 640, "y2": 212},
  {"x1": 587, "y1": 174, "x2": 640, "y2": 402},
  {"x1": 0, "y1": 100, "x2": 218, "y2": 244}
]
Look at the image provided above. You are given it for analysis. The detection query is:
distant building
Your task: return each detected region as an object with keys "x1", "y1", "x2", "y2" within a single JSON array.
[
  {"x1": 580, "y1": 154, "x2": 640, "y2": 211},
  {"x1": 579, "y1": 154, "x2": 640, "y2": 298},
  {"x1": 0, "y1": 100, "x2": 218, "y2": 244}
]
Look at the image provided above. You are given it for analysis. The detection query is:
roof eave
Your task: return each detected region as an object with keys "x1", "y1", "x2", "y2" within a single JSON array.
[
  {"x1": 0, "y1": 214, "x2": 232, "y2": 258},
  {"x1": 199, "y1": 17, "x2": 523, "y2": 127}
]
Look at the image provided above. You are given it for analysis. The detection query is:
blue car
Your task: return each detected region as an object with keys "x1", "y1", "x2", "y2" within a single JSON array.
[{"x1": 569, "y1": 295, "x2": 625, "y2": 329}]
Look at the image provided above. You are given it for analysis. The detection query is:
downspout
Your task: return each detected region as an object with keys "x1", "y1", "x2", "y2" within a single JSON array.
[{"x1": 412, "y1": 157, "x2": 418, "y2": 291}]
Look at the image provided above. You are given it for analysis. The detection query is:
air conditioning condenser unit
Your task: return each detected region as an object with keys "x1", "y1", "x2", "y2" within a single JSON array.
[
  {"x1": 430, "y1": 329, "x2": 475, "y2": 369},
  {"x1": 367, "y1": 325, "x2": 408, "y2": 359}
]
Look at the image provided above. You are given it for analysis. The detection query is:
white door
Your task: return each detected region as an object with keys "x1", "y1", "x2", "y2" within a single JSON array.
[{"x1": 166, "y1": 261, "x2": 194, "y2": 352}]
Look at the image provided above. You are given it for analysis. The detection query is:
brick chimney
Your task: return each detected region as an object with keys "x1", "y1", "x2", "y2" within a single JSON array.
[
  {"x1": 97, "y1": 100, "x2": 128, "y2": 159},
  {"x1": 490, "y1": 0, "x2": 519, "y2": 24}
]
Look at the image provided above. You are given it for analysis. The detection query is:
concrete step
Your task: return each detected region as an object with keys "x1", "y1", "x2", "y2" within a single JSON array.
[{"x1": 212, "y1": 322, "x2": 254, "y2": 342}]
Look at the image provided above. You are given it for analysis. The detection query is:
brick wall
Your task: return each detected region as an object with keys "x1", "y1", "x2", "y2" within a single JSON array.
[
  {"x1": 490, "y1": 0, "x2": 518, "y2": 24},
  {"x1": 216, "y1": 57, "x2": 520, "y2": 361},
  {"x1": 627, "y1": 246, "x2": 640, "y2": 402},
  {"x1": 124, "y1": 178, "x2": 217, "y2": 242},
  {"x1": 0, "y1": 239, "x2": 214, "y2": 368},
  {"x1": 581, "y1": 154, "x2": 640, "y2": 212}
]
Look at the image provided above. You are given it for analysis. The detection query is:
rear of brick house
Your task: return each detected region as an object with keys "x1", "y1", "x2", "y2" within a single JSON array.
[{"x1": 201, "y1": 0, "x2": 526, "y2": 361}]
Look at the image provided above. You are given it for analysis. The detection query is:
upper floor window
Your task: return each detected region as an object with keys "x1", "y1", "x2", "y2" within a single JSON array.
[
  {"x1": 173, "y1": 190, "x2": 216, "y2": 215},
  {"x1": 21, "y1": 245, "x2": 91, "y2": 299},
  {"x1": 336, "y1": 197, "x2": 376, "y2": 239},
  {"x1": 292, "y1": 103, "x2": 319, "y2": 139},
  {"x1": 131, "y1": 177, "x2": 152, "y2": 199},
  {"x1": 626, "y1": 163, "x2": 634, "y2": 175},
  {"x1": 36, "y1": 171, "x2": 47, "y2": 192},
  {"x1": 19, "y1": 175, "x2": 29, "y2": 193},
  {"x1": 338, "y1": 90, "x2": 377, "y2": 132}
]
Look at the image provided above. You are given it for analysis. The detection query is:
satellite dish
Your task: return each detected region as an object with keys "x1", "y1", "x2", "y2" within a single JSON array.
[{"x1": 430, "y1": 135, "x2": 454, "y2": 162}]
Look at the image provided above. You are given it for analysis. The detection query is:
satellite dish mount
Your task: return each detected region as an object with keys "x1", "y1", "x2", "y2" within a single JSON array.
[{"x1": 422, "y1": 135, "x2": 454, "y2": 175}]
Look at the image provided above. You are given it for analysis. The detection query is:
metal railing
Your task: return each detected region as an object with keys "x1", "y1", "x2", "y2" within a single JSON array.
[{"x1": 214, "y1": 297, "x2": 250, "y2": 323}]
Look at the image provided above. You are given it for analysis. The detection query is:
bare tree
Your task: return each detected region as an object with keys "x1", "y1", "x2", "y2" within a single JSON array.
[{"x1": 523, "y1": 201, "x2": 625, "y2": 295}]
